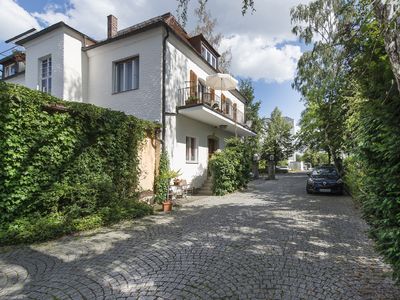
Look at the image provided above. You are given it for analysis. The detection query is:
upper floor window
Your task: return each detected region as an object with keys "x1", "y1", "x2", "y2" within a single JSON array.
[
  {"x1": 201, "y1": 44, "x2": 217, "y2": 68},
  {"x1": 40, "y1": 56, "x2": 52, "y2": 94},
  {"x1": 113, "y1": 57, "x2": 139, "y2": 93},
  {"x1": 4, "y1": 63, "x2": 17, "y2": 78}
]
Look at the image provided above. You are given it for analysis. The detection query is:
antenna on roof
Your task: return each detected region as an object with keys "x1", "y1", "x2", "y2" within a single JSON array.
[{"x1": 5, "y1": 28, "x2": 37, "y2": 44}]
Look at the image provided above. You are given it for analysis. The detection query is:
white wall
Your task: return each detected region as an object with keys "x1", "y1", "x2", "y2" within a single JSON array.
[
  {"x1": 164, "y1": 34, "x2": 246, "y2": 188},
  {"x1": 86, "y1": 27, "x2": 163, "y2": 122},
  {"x1": 23, "y1": 27, "x2": 86, "y2": 101},
  {"x1": 167, "y1": 114, "x2": 233, "y2": 188},
  {"x1": 4, "y1": 73, "x2": 25, "y2": 85},
  {"x1": 24, "y1": 28, "x2": 65, "y2": 99},
  {"x1": 63, "y1": 33, "x2": 85, "y2": 101},
  {"x1": 165, "y1": 35, "x2": 245, "y2": 115}
]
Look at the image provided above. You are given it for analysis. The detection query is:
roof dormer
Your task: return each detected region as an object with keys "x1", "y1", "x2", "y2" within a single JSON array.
[{"x1": 188, "y1": 34, "x2": 220, "y2": 69}]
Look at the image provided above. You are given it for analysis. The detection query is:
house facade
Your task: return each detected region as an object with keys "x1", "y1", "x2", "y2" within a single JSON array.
[{"x1": 1, "y1": 13, "x2": 255, "y2": 189}]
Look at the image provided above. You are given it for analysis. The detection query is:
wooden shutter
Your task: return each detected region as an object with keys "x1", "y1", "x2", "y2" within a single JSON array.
[
  {"x1": 210, "y1": 88, "x2": 215, "y2": 102},
  {"x1": 233, "y1": 103, "x2": 237, "y2": 121},
  {"x1": 221, "y1": 93, "x2": 226, "y2": 113},
  {"x1": 189, "y1": 70, "x2": 197, "y2": 97}
]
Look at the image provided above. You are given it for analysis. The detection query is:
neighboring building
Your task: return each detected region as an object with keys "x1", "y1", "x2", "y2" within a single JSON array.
[
  {"x1": 0, "y1": 51, "x2": 26, "y2": 85},
  {"x1": 1, "y1": 13, "x2": 255, "y2": 189}
]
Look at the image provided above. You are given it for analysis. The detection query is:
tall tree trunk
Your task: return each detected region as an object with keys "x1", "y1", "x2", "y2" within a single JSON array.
[{"x1": 374, "y1": 1, "x2": 400, "y2": 95}]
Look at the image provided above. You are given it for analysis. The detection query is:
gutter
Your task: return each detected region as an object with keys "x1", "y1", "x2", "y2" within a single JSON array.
[{"x1": 161, "y1": 25, "x2": 170, "y2": 151}]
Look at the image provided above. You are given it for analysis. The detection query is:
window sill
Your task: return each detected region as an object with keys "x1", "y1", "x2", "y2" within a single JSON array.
[
  {"x1": 112, "y1": 88, "x2": 139, "y2": 95},
  {"x1": 186, "y1": 161, "x2": 198, "y2": 164}
]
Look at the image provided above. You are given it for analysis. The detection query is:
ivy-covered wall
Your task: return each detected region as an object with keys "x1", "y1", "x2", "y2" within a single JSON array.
[{"x1": 0, "y1": 82, "x2": 154, "y2": 244}]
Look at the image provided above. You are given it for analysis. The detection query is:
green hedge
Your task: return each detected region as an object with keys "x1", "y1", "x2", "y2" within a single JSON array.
[
  {"x1": 0, "y1": 82, "x2": 154, "y2": 244},
  {"x1": 209, "y1": 138, "x2": 252, "y2": 195}
]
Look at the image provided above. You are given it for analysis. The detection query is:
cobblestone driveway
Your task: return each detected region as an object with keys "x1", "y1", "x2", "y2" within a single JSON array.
[{"x1": 1, "y1": 173, "x2": 399, "y2": 299}]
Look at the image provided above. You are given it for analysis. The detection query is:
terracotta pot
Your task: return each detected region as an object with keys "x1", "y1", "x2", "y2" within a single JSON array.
[{"x1": 162, "y1": 201, "x2": 172, "y2": 212}]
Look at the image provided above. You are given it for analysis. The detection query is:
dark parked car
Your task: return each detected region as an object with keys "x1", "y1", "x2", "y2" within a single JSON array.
[{"x1": 306, "y1": 166, "x2": 344, "y2": 194}]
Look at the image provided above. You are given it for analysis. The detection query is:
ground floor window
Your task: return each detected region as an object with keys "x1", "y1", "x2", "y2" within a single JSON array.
[{"x1": 186, "y1": 136, "x2": 198, "y2": 163}]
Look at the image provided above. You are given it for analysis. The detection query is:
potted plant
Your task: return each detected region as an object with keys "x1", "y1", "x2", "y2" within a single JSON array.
[
  {"x1": 185, "y1": 96, "x2": 199, "y2": 105},
  {"x1": 160, "y1": 169, "x2": 181, "y2": 212},
  {"x1": 12, "y1": 50, "x2": 25, "y2": 62}
]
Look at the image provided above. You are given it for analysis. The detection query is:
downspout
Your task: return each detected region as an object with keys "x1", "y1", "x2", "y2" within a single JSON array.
[{"x1": 161, "y1": 25, "x2": 170, "y2": 152}]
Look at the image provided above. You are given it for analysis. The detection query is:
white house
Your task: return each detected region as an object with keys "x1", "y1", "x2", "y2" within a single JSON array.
[{"x1": 1, "y1": 13, "x2": 255, "y2": 189}]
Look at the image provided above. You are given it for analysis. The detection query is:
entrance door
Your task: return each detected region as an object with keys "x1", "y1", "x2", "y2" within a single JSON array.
[{"x1": 208, "y1": 138, "x2": 216, "y2": 159}]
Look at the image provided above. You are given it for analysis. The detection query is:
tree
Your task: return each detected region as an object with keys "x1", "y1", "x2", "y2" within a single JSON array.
[
  {"x1": 176, "y1": 0, "x2": 255, "y2": 27},
  {"x1": 291, "y1": 0, "x2": 400, "y2": 281},
  {"x1": 192, "y1": 1, "x2": 232, "y2": 72},
  {"x1": 262, "y1": 108, "x2": 294, "y2": 166},
  {"x1": 373, "y1": 1, "x2": 400, "y2": 94},
  {"x1": 239, "y1": 79, "x2": 262, "y2": 177},
  {"x1": 291, "y1": 0, "x2": 355, "y2": 174},
  {"x1": 301, "y1": 149, "x2": 329, "y2": 166},
  {"x1": 238, "y1": 78, "x2": 262, "y2": 132}
]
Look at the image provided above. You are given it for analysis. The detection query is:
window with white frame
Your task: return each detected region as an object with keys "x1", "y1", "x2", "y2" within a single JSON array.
[
  {"x1": 113, "y1": 57, "x2": 139, "y2": 93},
  {"x1": 186, "y1": 136, "x2": 198, "y2": 163},
  {"x1": 201, "y1": 44, "x2": 217, "y2": 68},
  {"x1": 40, "y1": 56, "x2": 52, "y2": 94},
  {"x1": 4, "y1": 63, "x2": 17, "y2": 78}
]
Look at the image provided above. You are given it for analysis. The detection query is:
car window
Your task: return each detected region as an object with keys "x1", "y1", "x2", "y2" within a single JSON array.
[{"x1": 312, "y1": 168, "x2": 338, "y2": 176}]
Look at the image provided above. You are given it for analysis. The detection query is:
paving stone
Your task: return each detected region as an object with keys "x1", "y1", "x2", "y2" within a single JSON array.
[{"x1": 0, "y1": 173, "x2": 399, "y2": 299}]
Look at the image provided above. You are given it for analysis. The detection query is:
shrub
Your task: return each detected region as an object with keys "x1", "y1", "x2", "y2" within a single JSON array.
[
  {"x1": 154, "y1": 151, "x2": 170, "y2": 204},
  {"x1": 209, "y1": 138, "x2": 252, "y2": 195},
  {"x1": 0, "y1": 82, "x2": 154, "y2": 245},
  {"x1": 0, "y1": 199, "x2": 153, "y2": 246}
]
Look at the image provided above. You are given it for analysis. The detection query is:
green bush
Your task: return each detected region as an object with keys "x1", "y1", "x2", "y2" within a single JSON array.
[
  {"x1": 154, "y1": 151, "x2": 170, "y2": 204},
  {"x1": 0, "y1": 82, "x2": 154, "y2": 245},
  {"x1": 0, "y1": 200, "x2": 153, "y2": 245},
  {"x1": 209, "y1": 138, "x2": 252, "y2": 195}
]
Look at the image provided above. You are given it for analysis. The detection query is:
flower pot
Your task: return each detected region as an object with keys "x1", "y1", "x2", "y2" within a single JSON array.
[{"x1": 162, "y1": 201, "x2": 172, "y2": 212}]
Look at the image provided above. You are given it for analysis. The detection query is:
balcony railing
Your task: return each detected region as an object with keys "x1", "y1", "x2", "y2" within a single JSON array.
[{"x1": 178, "y1": 86, "x2": 245, "y2": 125}]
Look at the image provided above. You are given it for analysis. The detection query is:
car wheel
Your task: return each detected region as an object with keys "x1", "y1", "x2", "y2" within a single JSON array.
[{"x1": 306, "y1": 189, "x2": 312, "y2": 194}]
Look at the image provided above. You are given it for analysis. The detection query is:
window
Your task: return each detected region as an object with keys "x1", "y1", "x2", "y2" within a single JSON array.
[
  {"x1": 40, "y1": 56, "x2": 52, "y2": 94},
  {"x1": 4, "y1": 63, "x2": 17, "y2": 78},
  {"x1": 201, "y1": 44, "x2": 217, "y2": 68},
  {"x1": 113, "y1": 57, "x2": 139, "y2": 93},
  {"x1": 186, "y1": 137, "x2": 198, "y2": 163}
]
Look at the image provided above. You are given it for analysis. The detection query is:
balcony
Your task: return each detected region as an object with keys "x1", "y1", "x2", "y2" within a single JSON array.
[{"x1": 177, "y1": 86, "x2": 256, "y2": 137}]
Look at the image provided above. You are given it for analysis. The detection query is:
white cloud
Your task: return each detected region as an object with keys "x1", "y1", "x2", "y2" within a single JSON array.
[
  {"x1": 32, "y1": 0, "x2": 177, "y2": 40},
  {"x1": 0, "y1": 0, "x2": 40, "y2": 40},
  {"x1": 2, "y1": 0, "x2": 309, "y2": 83},
  {"x1": 221, "y1": 35, "x2": 302, "y2": 83}
]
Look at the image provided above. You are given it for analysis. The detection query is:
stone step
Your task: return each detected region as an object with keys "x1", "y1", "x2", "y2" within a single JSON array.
[{"x1": 197, "y1": 190, "x2": 213, "y2": 196}]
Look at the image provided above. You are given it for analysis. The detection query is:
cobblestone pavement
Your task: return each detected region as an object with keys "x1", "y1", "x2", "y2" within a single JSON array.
[{"x1": 1, "y1": 173, "x2": 399, "y2": 299}]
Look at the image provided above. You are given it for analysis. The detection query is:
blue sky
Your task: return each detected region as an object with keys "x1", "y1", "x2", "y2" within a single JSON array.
[{"x1": 0, "y1": 0, "x2": 308, "y2": 125}]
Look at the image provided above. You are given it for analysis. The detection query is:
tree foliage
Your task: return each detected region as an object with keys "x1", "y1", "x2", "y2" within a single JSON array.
[
  {"x1": 192, "y1": 1, "x2": 232, "y2": 72},
  {"x1": 291, "y1": 0, "x2": 400, "y2": 281},
  {"x1": 0, "y1": 82, "x2": 154, "y2": 244},
  {"x1": 176, "y1": 0, "x2": 255, "y2": 27},
  {"x1": 261, "y1": 108, "x2": 294, "y2": 165}
]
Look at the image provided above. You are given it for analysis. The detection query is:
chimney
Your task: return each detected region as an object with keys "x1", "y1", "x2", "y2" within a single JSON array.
[{"x1": 107, "y1": 15, "x2": 118, "y2": 39}]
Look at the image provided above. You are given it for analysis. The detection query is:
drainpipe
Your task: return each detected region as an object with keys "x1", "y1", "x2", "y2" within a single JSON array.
[{"x1": 161, "y1": 25, "x2": 170, "y2": 152}]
